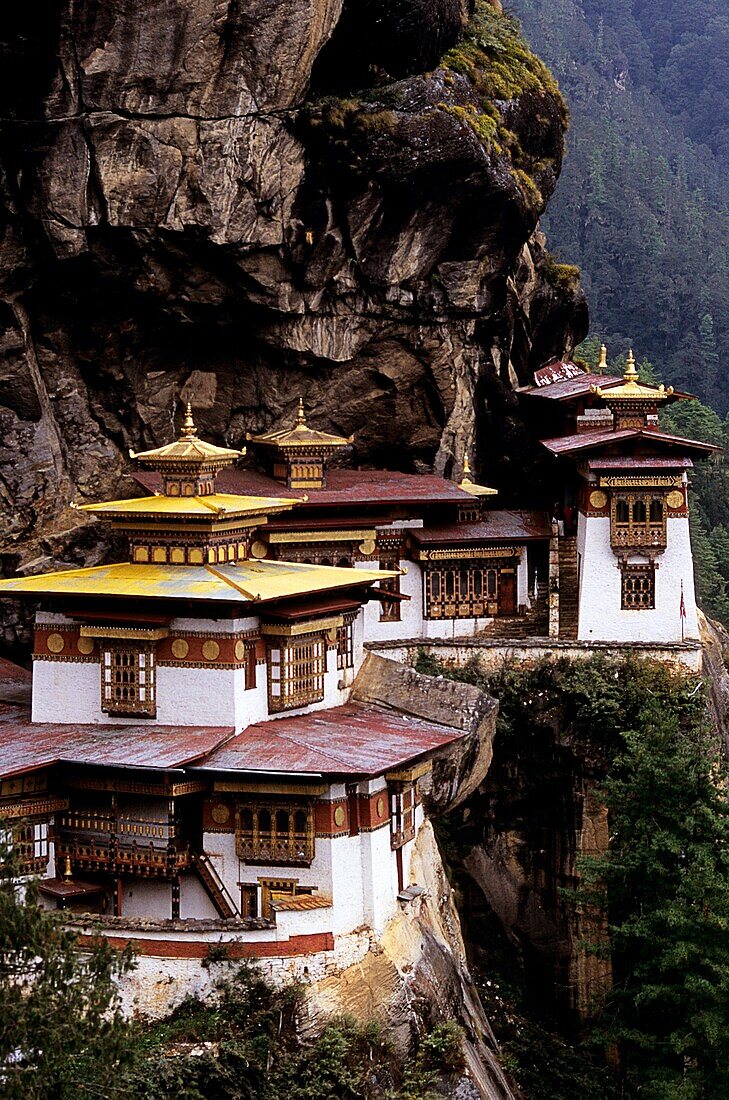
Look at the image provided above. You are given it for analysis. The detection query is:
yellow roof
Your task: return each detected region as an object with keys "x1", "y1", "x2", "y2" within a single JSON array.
[
  {"x1": 77, "y1": 493, "x2": 299, "y2": 520},
  {"x1": 250, "y1": 398, "x2": 352, "y2": 451},
  {"x1": 0, "y1": 561, "x2": 400, "y2": 605},
  {"x1": 590, "y1": 350, "x2": 674, "y2": 402},
  {"x1": 130, "y1": 405, "x2": 244, "y2": 466},
  {"x1": 459, "y1": 457, "x2": 498, "y2": 498}
]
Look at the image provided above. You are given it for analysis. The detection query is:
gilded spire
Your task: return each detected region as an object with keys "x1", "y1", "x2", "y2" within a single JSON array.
[
  {"x1": 598, "y1": 343, "x2": 608, "y2": 371},
  {"x1": 180, "y1": 402, "x2": 198, "y2": 441},
  {"x1": 459, "y1": 453, "x2": 498, "y2": 498},
  {"x1": 295, "y1": 397, "x2": 307, "y2": 427},
  {"x1": 463, "y1": 455, "x2": 472, "y2": 478},
  {"x1": 623, "y1": 349, "x2": 639, "y2": 383}
]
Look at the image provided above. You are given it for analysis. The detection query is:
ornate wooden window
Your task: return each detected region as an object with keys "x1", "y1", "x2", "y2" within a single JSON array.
[
  {"x1": 389, "y1": 785, "x2": 416, "y2": 850},
  {"x1": 611, "y1": 493, "x2": 666, "y2": 550},
  {"x1": 379, "y1": 559, "x2": 401, "y2": 622},
  {"x1": 267, "y1": 635, "x2": 325, "y2": 712},
  {"x1": 425, "y1": 563, "x2": 510, "y2": 619},
  {"x1": 336, "y1": 615, "x2": 355, "y2": 670},
  {"x1": 101, "y1": 643, "x2": 156, "y2": 717},
  {"x1": 1, "y1": 820, "x2": 50, "y2": 876},
  {"x1": 236, "y1": 801, "x2": 314, "y2": 865},
  {"x1": 621, "y1": 563, "x2": 656, "y2": 610}
]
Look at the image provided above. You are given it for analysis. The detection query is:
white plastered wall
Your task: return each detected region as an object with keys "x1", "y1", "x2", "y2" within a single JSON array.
[{"x1": 577, "y1": 514, "x2": 699, "y2": 642}]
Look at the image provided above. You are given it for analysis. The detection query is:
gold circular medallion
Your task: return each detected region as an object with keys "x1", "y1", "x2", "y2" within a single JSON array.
[
  {"x1": 667, "y1": 489, "x2": 684, "y2": 510},
  {"x1": 211, "y1": 802, "x2": 230, "y2": 825},
  {"x1": 46, "y1": 633, "x2": 64, "y2": 654},
  {"x1": 171, "y1": 638, "x2": 189, "y2": 660},
  {"x1": 250, "y1": 540, "x2": 268, "y2": 559},
  {"x1": 376, "y1": 797, "x2": 385, "y2": 818},
  {"x1": 359, "y1": 539, "x2": 376, "y2": 556},
  {"x1": 589, "y1": 489, "x2": 608, "y2": 510},
  {"x1": 77, "y1": 637, "x2": 95, "y2": 655},
  {"x1": 202, "y1": 640, "x2": 220, "y2": 662},
  {"x1": 234, "y1": 640, "x2": 246, "y2": 662},
  {"x1": 334, "y1": 806, "x2": 346, "y2": 828}
]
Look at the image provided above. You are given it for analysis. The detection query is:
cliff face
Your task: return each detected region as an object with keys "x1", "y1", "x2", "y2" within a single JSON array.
[{"x1": 0, "y1": 0, "x2": 586, "y2": 653}]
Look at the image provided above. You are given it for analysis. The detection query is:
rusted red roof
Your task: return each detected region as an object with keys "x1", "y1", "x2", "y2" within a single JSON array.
[
  {"x1": 410, "y1": 510, "x2": 551, "y2": 545},
  {"x1": 587, "y1": 456, "x2": 695, "y2": 470},
  {"x1": 136, "y1": 468, "x2": 473, "y2": 507},
  {"x1": 194, "y1": 703, "x2": 462, "y2": 778},
  {"x1": 521, "y1": 374, "x2": 623, "y2": 401},
  {"x1": 533, "y1": 360, "x2": 591, "y2": 386},
  {"x1": 541, "y1": 428, "x2": 719, "y2": 457},
  {"x1": 0, "y1": 658, "x2": 30, "y2": 684},
  {"x1": 0, "y1": 720, "x2": 234, "y2": 779}
]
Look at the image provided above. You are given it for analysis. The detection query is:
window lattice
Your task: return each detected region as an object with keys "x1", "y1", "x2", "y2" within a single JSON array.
[
  {"x1": 101, "y1": 644, "x2": 156, "y2": 717},
  {"x1": 267, "y1": 635, "x2": 325, "y2": 712},
  {"x1": 621, "y1": 564, "x2": 656, "y2": 610},
  {"x1": 379, "y1": 559, "x2": 401, "y2": 622},
  {"x1": 425, "y1": 564, "x2": 505, "y2": 619},
  {"x1": 611, "y1": 493, "x2": 666, "y2": 550},
  {"x1": 1, "y1": 821, "x2": 50, "y2": 876},
  {"x1": 390, "y1": 786, "x2": 416, "y2": 850},
  {"x1": 336, "y1": 618, "x2": 355, "y2": 670},
  {"x1": 236, "y1": 802, "x2": 314, "y2": 865}
]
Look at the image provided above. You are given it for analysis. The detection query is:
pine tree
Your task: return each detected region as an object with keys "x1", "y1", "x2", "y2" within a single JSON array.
[
  {"x1": 578, "y1": 696, "x2": 729, "y2": 1097},
  {"x1": 0, "y1": 836, "x2": 135, "y2": 1098}
]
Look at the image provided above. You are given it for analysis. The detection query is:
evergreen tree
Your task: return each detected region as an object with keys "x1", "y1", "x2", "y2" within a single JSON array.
[
  {"x1": 578, "y1": 696, "x2": 729, "y2": 1097},
  {"x1": 0, "y1": 836, "x2": 134, "y2": 1098}
]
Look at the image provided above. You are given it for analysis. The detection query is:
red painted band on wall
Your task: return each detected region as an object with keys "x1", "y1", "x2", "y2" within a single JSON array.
[{"x1": 76, "y1": 930, "x2": 334, "y2": 959}]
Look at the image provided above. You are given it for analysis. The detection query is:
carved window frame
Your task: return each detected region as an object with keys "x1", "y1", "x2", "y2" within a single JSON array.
[
  {"x1": 266, "y1": 634, "x2": 326, "y2": 713},
  {"x1": 389, "y1": 784, "x2": 416, "y2": 850},
  {"x1": 100, "y1": 642, "x2": 156, "y2": 718},
  {"x1": 620, "y1": 563, "x2": 656, "y2": 610},
  {"x1": 336, "y1": 614, "x2": 356, "y2": 671},
  {"x1": 611, "y1": 492, "x2": 666, "y2": 550},
  {"x1": 236, "y1": 800, "x2": 315, "y2": 865},
  {"x1": 425, "y1": 563, "x2": 507, "y2": 619}
]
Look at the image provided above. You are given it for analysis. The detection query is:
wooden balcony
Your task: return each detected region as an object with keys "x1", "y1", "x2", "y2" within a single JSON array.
[
  {"x1": 236, "y1": 830, "x2": 314, "y2": 867},
  {"x1": 56, "y1": 811, "x2": 189, "y2": 877}
]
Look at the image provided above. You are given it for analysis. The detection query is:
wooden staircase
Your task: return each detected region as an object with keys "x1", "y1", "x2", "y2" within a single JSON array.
[
  {"x1": 191, "y1": 851, "x2": 240, "y2": 919},
  {"x1": 558, "y1": 537, "x2": 579, "y2": 640}
]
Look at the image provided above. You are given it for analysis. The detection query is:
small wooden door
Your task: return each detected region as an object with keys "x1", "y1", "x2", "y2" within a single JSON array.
[{"x1": 499, "y1": 570, "x2": 517, "y2": 615}]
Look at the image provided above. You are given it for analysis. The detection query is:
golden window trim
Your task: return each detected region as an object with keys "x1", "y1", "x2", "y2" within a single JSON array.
[{"x1": 610, "y1": 491, "x2": 667, "y2": 551}]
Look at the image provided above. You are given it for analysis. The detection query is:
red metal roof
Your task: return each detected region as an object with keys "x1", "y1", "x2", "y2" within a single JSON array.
[
  {"x1": 410, "y1": 510, "x2": 551, "y2": 545},
  {"x1": 136, "y1": 468, "x2": 473, "y2": 507},
  {"x1": 541, "y1": 427, "x2": 719, "y2": 457},
  {"x1": 0, "y1": 658, "x2": 30, "y2": 684},
  {"x1": 521, "y1": 374, "x2": 623, "y2": 401},
  {"x1": 533, "y1": 360, "x2": 589, "y2": 386},
  {"x1": 0, "y1": 718, "x2": 234, "y2": 779},
  {"x1": 194, "y1": 703, "x2": 463, "y2": 778}
]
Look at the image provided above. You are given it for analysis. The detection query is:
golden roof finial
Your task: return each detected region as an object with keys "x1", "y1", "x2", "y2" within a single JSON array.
[
  {"x1": 180, "y1": 402, "x2": 198, "y2": 441},
  {"x1": 624, "y1": 349, "x2": 639, "y2": 383},
  {"x1": 295, "y1": 397, "x2": 307, "y2": 427},
  {"x1": 463, "y1": 454, "x2": 472, "y2": 479},
  {"x1": 62, "y1": 854, "x2": 73, "y2": 880},
  {"x1": 598, "y1": 343, "x2": 608, "y2": 371}
]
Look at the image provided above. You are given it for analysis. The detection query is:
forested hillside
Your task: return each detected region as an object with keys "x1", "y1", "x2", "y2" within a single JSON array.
[{"x1": 511, "y1": 0, "x2": 729, "y2": 412}]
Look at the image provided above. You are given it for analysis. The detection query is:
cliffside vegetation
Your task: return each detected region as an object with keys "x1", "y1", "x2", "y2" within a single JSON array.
[{"x1": 420, "y1": 652, "x2": 729, "y2": 1098}]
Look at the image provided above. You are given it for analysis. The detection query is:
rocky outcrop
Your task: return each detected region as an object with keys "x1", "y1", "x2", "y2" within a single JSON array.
[
  {"x1": 353, "y1": 652, "x2": 498, "y2": 810},
  {"x1": 305, "y1": 821, "x2": 517, "y2": 1100},
  {"x1": 0, "y1": 0, "x2": 586, "y2": 656}
]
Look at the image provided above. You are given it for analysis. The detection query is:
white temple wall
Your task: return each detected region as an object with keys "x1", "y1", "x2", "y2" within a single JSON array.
[
  {"x1": 328, "y1": 833, "x2": 366, "y2": 934},
  {"x1": 517, "y1": 548, "x2": 529, "y2": 609},
  {"x1": 577, "y1": 515, "x2": 699, "y2": 643},
  {"x1": 122, "y1": 879, "x2": 171, "y2": 919},
  {"x1": 360, "y1": 820, "x2": 399, "y2": 931},
  {"x1": 357, "y1": 559, "x2": 424, "y2": 642},
  {"x1": 179, "y1": 872, "x2": 219, "y2": 920}
]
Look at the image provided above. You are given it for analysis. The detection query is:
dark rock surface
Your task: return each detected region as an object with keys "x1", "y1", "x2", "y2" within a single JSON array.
[{"x1": 0, "y1": 0, "x2": 586, "y2": 656}]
